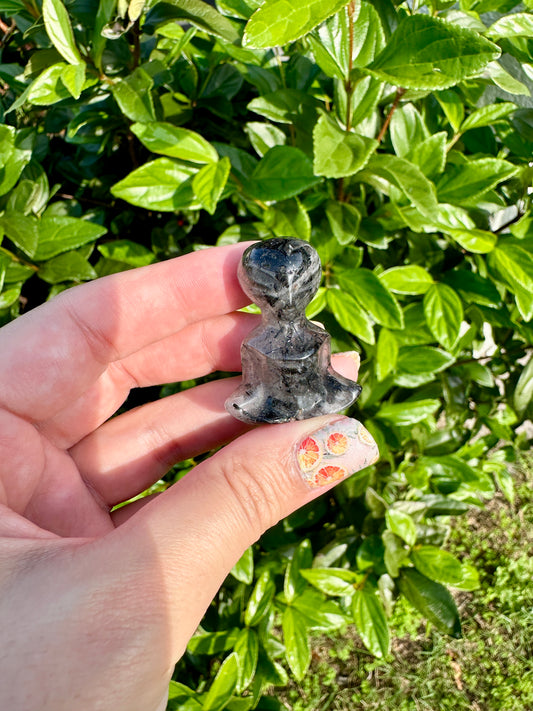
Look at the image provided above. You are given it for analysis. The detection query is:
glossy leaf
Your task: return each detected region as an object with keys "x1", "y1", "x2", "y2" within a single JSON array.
[
  {"x1": 264, "y1": 198, "x2": 311, "y2": 240},
  {"x1": 436, "y1": 159, "x2": 519, "y2": 204},
  {"x1": 379, "y1": 265, "x2": 434, "y2": 295},
  {"x1": 145, "y1": 0, "x2": 240, "y2": 41},
  {"x1": 230, "y1": 546, "x2": 254, "y2": 585},
  {"x1": 313, "y1": 114, "x2": 378, "y2": 178},
  {"x1": 325, "y1": 201, "x2": 361, "y2": 245},
  {"x1": 111, "y1": 68, "x2": 155, "y2": 123},
  {"x1": 327, "y1": 289, "x2": 375, "y2": 344},
  {"x1": 423, "y1": 283, "x2": 463, "y2": 350},
  {"x1": 376, "y1": 328, "x2": 398, "y2": 381},
  {"x1": 193, "y1": 157, "x2": 231, "y2": 214},
  {"x1": 412, "y1": 546, "x2": 479, "y2": 589},
  {"x1": 61, "y1": 62, "x2": 85, "y2": 99},
  {"x1": 245, "y1": 122, "x2": 287, "y2": 157},
  {"x1": 42, "y1": 0, "x2": 83, "y2": 65},
  {"x1": 233, "y1": 628, "x2": 259, "y2": 693},
  {"x1": 445, "y1": 228, "x2": 497, "y2": 254},
  {"x1": 27, "y1": 63, "x2": 71, "y2": 106},
  {"x1": 34, "y1": 215, "x2": 107, "y2": 260},
  {"x1": 386, "y1": 509, "x2": 417, "y2": 547},
  {"x1": 365, "y1": 15, "x2": 500, "y2": 90},
  {"x1": 284, "y1": 539, "x2": 313, "y2": 603},
  {"x1": 460, "y1": 102, "x2": 517, "y2": 133},
  {"x1": 376, "y1": 399, "x2": 440, "y2": 426},
  {"x1": 396, "y1": 347, "x2": 454, "y2": 376},
  {"x1": 245, "y1": 146, "x2": 320, "y2": 201},
  {"x1": 282, "y1": 607, "x2": 310, "y2": 681},
  {"x1": 300, "y1": 567, "x2": 360, "y2": 597},
  {"x1": 131, "y1": 122, "x2": 219, "y2": 163},
  {"x1": 486, "y1": 12, "x2": 533, "y2": 40},
  {"x1": 243, "y1": 0, "x2": 350, "y2": 48},
  {"x1": 97, "y1": 240, "x2": 155, "y2": 267},
  {"x1": 338, "y1": 268, "x2": 404, "y2": 329},
  {"x1": 398, "y1": 568, "x2": 462, "y2": 638},
  {"x1": 515, "y1": 358, "x2": 533, "y2": 417},
  {"x1": 38, "y1": 251, "x2": 97, "y2": 284},
  {"x1": 202, "y1": 653, "x2": 239, "y2": 711},
  {"x1": 111, "y1": 158, "x2": 200, "y2": 211},
  {"x1": 244, "y1": 572, "x2": 275, "y2": 627},
  {"x1": 352, "y1": 585, "x2": 390, "y2": 658},
  {"x1": 187, "y1": 629, "x2": 241, "y2": 656}
]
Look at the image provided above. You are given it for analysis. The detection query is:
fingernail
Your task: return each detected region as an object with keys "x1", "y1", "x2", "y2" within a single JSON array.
[
  {"x1": 295, "y1": 417, "x2": 379, "y2": 489},
  {"x1": 335, "y1": 350, "x2": 361, "y2": 370}
]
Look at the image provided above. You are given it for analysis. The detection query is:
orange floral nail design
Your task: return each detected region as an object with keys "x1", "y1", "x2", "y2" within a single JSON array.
[{"x1": 296, "y1": 418, "x2": 379, "y2": 489}]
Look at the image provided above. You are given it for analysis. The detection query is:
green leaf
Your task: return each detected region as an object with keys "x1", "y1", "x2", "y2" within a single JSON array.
[
  {"x1": 193, "y1": 157, "x2": 231, "y2": 214},
  {"x1": 282, "y1": 607, "x2": 310, "y2": 681},
  {"x1": 364, "y1": 15, "x2": 500, "y2": 90},
  {"x1": 487, "y1": 241, "x2": 533, "y2": 319},
  {"x1": 313, "y1": 114, "x2": 378, "y2": 178},
  {"x1": 376, "y1": 399, "x2": 440, "y2": 426},
  {"x1": 244, "y1": 572, "x2": 275, "y2": 627},
  {"x1": 307, "y1": 8, "x2": 350, "y2": 79},
  {"x1": 390, "y1": 103, "x2": 429, "y2": 157},
  {"x1": 382, "y1": 530, "x2": 409, "y2": 577},
  {"x1": 486, "y1": 12, "x2": 533, "y2": 40},
  {"x1": 486, "y1": 61, "x2": 531, "y2": 96},
  {"x1": 435, "y1": 89, "x2": 464, "y2": 133},
  {"x1": 60, "y1": 62, "x2": 85, "y2": 99},
  {"x1": 96, "y1": 240, "x2": 155, "y2": 267},
  {"x1": 514, "y1": 356, "x2": 533, "y2": 417},
  {"x1": 460, "y1": 102, "x2": 517, "y2": 133},
  {"x1": 0, "y1": 212, "x2": 39, "y2": 256},
  {"x1": 92, "y1": 0, "x2": 116, "y2": 71},
  {"x1": 386, "y1": 509, "x2": 417, "y2": 547},
  {"x1": 327, "y1": 288, "x2": 375, "y2": 344},
  {"x1": 406, "y1": 132, "x2": 447, "y2": 180},
  {"x1": 376, "y1": 328, "x2": 398, "y2": 381},
  {"x1": 248, "y1": 89, "x2": 319, "y2": 125},
  {"x1": 284, "y1": 539, "x2": 313, "y2": 603},
  {"x1": 42, "y1": 0, "x2": 83, "y2": 65},
  {"x1": 352, "y1": 585, "x2": 390, "y2": 658},
  {"x1": 290, "y1": 589, "x2": 345, "y2": 629},
  {"x1": 34, "y1": 215, "x2": 106, "y2": 260},
  {"x1": 187, "y1": 629, "x2": 240, "y2": 656},
  {"x1": 245, "y1": 122, "x2": 287, "y2": 157},
  {"x1": 0, "y1": 131, "x2": 33, "y2": 198},
  {"x1": 338, "y1": 268, "x2": 404, "y2": 329},
  {"x1": 233, "y1": 628, "x2": 259, "y2": 693},
  {"x1": 306, "y1": 286, "x2": 327, "y2": 319},
  {"x1": 38, "y1": 250, "x2": 98, "y2": 284},
  {"x1": 111, "y1": 68, "x2": 156, "y2": 123},
  {"x1": 244, "y1": 146, "x2": 320, "y2": 202},
  {"x1": 243, "y1": 0, "x2": 350, "y2": 49},
  {"x1": 412, "y1": 546, "x2": 478, "y2": 589},
  {"x1": 131, "y1": 122, "x2": 219, "y2": 163},
  {"x1": 111, "y1": 158, "x2": 200, "y2": 211},
  {"x1": 445, "y1": 228, "x2": 497, "y2": 254},
  {"x1": 230, "y1": 546, "x2": 254, "y2": 584},
  {"x1": 423, "y1": 283, "x2": 463, "y2": 350},
  {"x1": 398, "y1": 568, "x2": 462, "y2": 637},
  {"x1": 436, "y1": 158, "x2": 519, "y2": 204},
  {"x1": 27, "y1": 63, "x2": 71, "y2": 106},
  {"x1": 361, "y1": 155, "x2": 438, "y2": 219},
  {"x1": 0, "y1": 284, "x2": 22, "y2": 309},
  {"x1": 145, "y1": 0, "x2": 240, "y2": 42},
  {"x1": 264, "y1": 198, "x2": 310, "y2": 240},
  {"x1": 202, "y1": 653, "x2": 239, "y2": 711},
  {"x1": 396, "y1": 346, "x2": 455, "y2": 376},
  {"x1": 325, "y1": 201, "x2": 361, "y2": 245},
  {"x1": 379, "y1": 265, "x2": 434, "y2": 295},
  {"x1": 300, "y1": 567, "x2": 360, "y2": 597}
]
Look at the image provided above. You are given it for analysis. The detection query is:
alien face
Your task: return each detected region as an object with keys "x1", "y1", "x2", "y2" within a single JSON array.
[{"x1": 239, "y1": 238, "x2": 322, "y2": 312}]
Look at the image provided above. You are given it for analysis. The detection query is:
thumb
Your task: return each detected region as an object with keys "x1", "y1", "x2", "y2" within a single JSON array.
[{"x1": 106, "y1": 415, "x2": 378, "y2": 659}]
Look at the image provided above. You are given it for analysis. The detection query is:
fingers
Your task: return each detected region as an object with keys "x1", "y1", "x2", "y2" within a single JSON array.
[
  {"x1": 103, "y1": 414, "x2": 378, "y2": 662},
  {"x1": 0, "y1": 243, "x2": 251, "y2": 421},
  {"x1": 38, "y1": 312, "x2": 259, "y2": 449},
  {"x1": 70, "y1": 352, "x2": 361, "y2": 506}
]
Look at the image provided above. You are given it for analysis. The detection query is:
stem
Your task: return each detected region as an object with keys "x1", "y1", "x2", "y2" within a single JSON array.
[
  {"x1": 0, "y1": 246, "x2": 38, "y2": 271},
  {"x1": 131, "y1": 19, "x2": 141, "y2": 69},
  {"x1": 344, "y1": 0, "x2": 357, "y2": 132},
  {"x1": 376, "y1": 87, "x2": 406, "y2": 144}
]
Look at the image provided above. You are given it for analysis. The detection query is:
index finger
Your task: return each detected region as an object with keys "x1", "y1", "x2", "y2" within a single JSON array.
[{"x1": 0, "y1": 243, "x2": 251, "y2": 421}]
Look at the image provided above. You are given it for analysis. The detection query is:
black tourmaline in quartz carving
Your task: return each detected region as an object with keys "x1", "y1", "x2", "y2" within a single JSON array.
[{"x1": 225, "y1": 238, "x2": 362, "y2": 424}]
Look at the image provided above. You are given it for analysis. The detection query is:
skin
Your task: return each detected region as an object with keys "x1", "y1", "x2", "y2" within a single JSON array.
[{"x1": 0, "y1": 243, "x2": 363, "y2": 711}]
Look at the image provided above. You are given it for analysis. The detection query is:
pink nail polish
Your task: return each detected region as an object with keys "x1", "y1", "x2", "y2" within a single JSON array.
[{"x1": 296, "y1": 417, "x2": 379, "y2": 489}]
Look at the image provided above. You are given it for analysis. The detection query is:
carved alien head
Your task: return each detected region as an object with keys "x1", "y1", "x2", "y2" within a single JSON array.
[{"x1": 238, "y1": 238, "x2": 322, "y2": 314}]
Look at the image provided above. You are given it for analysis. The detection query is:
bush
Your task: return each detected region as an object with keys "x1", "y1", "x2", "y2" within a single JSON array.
[{"x1": 1, "y1": 0, "x2": 532, "y2": 707}]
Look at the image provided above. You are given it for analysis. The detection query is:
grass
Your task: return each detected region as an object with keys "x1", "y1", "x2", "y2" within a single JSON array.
[{"x1": 276, "y1": 458, "x2": 533, "y2": 711}]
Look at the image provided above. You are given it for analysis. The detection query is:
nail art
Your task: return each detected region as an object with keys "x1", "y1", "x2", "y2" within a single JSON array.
[{"x1": 296, "y1": 418, "x2": 379, "y2": 489}]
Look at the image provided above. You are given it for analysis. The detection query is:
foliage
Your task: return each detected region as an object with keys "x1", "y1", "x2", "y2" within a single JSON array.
[
  {"x1": 0, "y1": 0, "x2": 532, "y2": 707},
  {"x1": 278, "y1": 459, "x2": 533, "y2": 710}
]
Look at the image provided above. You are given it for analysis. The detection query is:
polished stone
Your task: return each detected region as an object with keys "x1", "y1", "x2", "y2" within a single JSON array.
[{"x1": 225, "y1": 238, "x2": 362, "y2": 424}]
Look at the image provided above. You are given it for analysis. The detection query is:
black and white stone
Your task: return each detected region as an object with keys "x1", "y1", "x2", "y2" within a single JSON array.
[{"x1": 225, "y1": 238, "x2": 362, "y2": 424}]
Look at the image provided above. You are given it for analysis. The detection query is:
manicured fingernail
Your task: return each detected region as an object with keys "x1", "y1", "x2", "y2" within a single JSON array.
[{"x1": 296, "y1": 417, "x2": 379, "y2": 489}]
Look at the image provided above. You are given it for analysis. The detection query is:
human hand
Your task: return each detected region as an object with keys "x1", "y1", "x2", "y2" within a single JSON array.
[{"x1": 0, "y1": 243, "x2": 378, "y2": 711}]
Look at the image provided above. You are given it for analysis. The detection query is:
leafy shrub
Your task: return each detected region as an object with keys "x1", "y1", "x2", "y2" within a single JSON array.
[{"x1": 1, "y1": 0, "x2": 532, "y2": 707}]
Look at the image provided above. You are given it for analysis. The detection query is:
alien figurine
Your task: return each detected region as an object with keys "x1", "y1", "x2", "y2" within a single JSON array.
[{"x1": 225, "y1": 238, "x2": 362, "y2": 424}]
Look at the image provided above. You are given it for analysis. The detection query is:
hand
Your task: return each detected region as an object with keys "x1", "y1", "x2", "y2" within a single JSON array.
[{"x1": 0, "y1": 243, "x2": 377, "y2": 711}]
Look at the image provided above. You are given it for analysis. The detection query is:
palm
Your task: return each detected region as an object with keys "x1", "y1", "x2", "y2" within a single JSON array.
[{"x1": 0, "y1": 245, "x2": 251, "y2": 539}]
